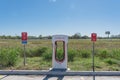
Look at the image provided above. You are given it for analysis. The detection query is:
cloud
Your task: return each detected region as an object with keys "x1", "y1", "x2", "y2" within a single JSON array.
[{"x1": 49, "y1": 0, "x2": 57, "y2": 3}]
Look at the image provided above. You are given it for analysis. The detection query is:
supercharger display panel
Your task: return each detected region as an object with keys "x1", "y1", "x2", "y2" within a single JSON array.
[{"x1": 52, "y1": 35, "x2": 68, "y2": 69}]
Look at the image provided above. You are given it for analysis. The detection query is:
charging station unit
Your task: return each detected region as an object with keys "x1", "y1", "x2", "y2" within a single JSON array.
[{"x1": 52, "y1": 35, "x2": 68, "y2": 69}]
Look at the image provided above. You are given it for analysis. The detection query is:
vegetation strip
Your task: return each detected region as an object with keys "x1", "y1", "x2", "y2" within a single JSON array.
[{"x1": 0, "y1": 39, "x2": 120, "y2": 71}]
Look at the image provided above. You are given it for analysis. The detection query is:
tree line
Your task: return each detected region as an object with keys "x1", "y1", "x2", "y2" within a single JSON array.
[{"x1": 0, "y1": 32, "x2": 120, "y2": 39}]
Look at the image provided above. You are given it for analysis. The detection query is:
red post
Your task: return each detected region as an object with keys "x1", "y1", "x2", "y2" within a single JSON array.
[
  {"x1": 21, "y1": 32, "x2": 28, "y2": 66},
  {"x1": 91, "y1": 33, "x2": 97, "y2": 80}
]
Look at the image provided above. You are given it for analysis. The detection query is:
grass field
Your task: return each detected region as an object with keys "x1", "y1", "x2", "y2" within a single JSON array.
[{"x1": 0, "y1": 39, "x2": 120, "y2": 71}]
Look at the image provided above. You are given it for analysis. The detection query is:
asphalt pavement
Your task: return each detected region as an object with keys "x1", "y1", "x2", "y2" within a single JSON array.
[{"x1": 0, "y1": 75, "x2": 120, "y2": 80}]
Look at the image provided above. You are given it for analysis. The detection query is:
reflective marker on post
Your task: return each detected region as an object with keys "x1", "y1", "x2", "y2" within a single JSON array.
[
  {"x1": 91, "y1": 33, "x2": 97, "y2": 42},
  {"x1": 22, "y1": 40, "x2": 27, "y2": 44},
  {"x1": 22, "y1": 32, "x2": 27, "y2": 44}
]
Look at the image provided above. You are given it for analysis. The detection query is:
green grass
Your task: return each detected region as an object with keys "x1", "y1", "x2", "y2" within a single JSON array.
[
  {"x1": 14, "y1": 57, "x2": 52, "y2": 70},
  {"x1": 0, "y1": 39, "x2": 120, "y2": 71}
]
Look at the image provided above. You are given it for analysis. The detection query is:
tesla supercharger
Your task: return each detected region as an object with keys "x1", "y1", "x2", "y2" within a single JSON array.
[{"x1": 52, "y1": 35, "x2": 68, "y2": 69}]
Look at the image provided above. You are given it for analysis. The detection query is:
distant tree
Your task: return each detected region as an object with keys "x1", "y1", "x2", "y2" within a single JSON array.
[
  {"x1": 28, "y1": 36, "x2": 37, "y2": 39},
  {"x1": 111, "y1": 34, "x2": 120, "y2": 39},
  {"x1": 105, "y1": 31, "x2": 110, "y2": 39},
  {"x1": 1, "y1": 35, "x2": 6, "y2": 39},
  {"x1": 72, "y1": 33, "x2": 81, "y2": 39},
  {"x1": 81, "y1": 35, "x2": 89, "y2": 39},
  {"x1": 47, "y1": 35, "x2": 52, "y2": 39},
  {"x1": 16, "y1": 36, "x2": 21, "y2": 39},
  {"x1": 118, "y1": 34, "x2": 120, "y2": 38},
  {"x1": 38, "y1": 35, "x2": 42, "y2": 39}
]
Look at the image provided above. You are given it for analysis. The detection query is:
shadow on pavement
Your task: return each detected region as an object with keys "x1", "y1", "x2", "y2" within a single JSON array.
[
  {"x1": 43, "y1": 68, "x2": 67, "y2": 80},
  {"x1": 0, "y1": 75, "x2": 9, "y2": 80}
]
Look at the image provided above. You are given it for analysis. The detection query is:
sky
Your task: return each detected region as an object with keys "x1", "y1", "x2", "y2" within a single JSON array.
[{"x1": 0, "y1": 0, "x2": 120, "y2": 37}]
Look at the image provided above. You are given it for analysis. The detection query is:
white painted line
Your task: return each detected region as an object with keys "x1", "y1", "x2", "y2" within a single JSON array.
[
  {"x1": 0, "y1": 75, "x2": 7, "y2": 79},
  {"x1": 0, "y1": 75, "x2": 4, "y2": 78}
]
